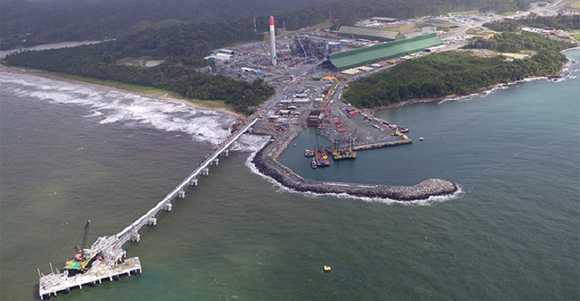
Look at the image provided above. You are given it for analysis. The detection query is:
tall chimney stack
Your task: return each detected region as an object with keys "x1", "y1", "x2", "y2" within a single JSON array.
[{"x1": 269, "y1": 16, "x2": 276, "y2": 67}]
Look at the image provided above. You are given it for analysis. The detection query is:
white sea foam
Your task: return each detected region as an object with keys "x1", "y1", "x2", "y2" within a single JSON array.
[
  {"x1": 244, "y1": 142, "x2": 462, "y2": 205},
  {"x1": 0, "y1": 72, "x2": 238, "y2": 146}
]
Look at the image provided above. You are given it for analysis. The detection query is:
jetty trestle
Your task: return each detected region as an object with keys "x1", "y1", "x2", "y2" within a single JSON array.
[
  {"x1": 147, "y1": 217, "x2": 157, "y2": 226},
  {"x1": 38, "y1": 118, "x2": 259, "y2": 299}
]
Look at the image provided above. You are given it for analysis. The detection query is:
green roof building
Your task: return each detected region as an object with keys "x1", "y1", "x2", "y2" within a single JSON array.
[{"x1": 329, "y1": 34, "x2": 443, "y2": 71}]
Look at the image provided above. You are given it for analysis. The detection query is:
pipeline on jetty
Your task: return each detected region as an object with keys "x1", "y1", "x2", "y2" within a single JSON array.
[{"x1": 38, "y1": 118, "x2": 259, "y2": 300}]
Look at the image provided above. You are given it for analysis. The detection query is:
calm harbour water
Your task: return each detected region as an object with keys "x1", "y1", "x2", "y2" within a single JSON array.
[{"x1": 1, "y1": 50, "x2": 579, "y2": 301}]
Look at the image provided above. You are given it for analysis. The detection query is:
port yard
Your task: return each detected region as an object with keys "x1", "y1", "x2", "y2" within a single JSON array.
[{"x1": 201, "y1": 14, "x2": 476, "y2": 199}]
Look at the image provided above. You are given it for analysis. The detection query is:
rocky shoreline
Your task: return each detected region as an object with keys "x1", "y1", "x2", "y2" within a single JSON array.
[{"x1": 251, "y1": 123, "x2": 458, "y2": 201}]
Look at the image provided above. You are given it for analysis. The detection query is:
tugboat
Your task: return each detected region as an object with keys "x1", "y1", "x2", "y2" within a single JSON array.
[{"x1": 311, "y1": 159, "x2": 317, "y2": 169}]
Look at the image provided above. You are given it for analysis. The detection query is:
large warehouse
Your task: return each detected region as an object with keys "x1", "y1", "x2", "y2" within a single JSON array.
[
  {"x1": 328, "y1": 34, "x2": 443, "y2": 71},
  {"x1": 338, "y1": 26, "x2": 404, "y2": 42}
]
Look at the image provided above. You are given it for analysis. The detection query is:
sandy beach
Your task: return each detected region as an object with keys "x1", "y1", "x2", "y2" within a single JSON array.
[{"x1": 0, "y1": 64, "x2": 245, "y2": 120}]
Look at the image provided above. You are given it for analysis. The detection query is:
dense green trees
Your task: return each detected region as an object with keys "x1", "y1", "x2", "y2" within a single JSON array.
[
  {"x1": 2, "y1": 0, "x2": 530, "y2": 50},
  {"x1": 483, "y1": 13, "x2": 580, "y2": 31},
  {"x1": 1, "y1": 0, "x2": 333, "y2": 50},
  {"x1": 272, "y1": 0, "x2": 529, "y2": 32},
  {"x1": 3, "y1": 20, "x2": 275, "y2": 114},
  {"x1": 1, "y1": 0, "x2": 535, "y2": 113},
  {"x1": 343, "y1": 32, "x2": 572, "y2": 108},
  {"x1": 485, "y1": 14, "x2": 580, "y2": 32}
]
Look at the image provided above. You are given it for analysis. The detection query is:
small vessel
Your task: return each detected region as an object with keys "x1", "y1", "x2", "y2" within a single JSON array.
[
  {"x1": 311, "y1": 159, "x2": 317, "y2": 169},
  {"x1": 323, "y1": 265, "x2": 332, "y2": 272},
  {"x1": 419, "y1": 137, "x2": 424, "y2": 141},
  {"x1": 304, "y1": 149, "x2": 314, "y2": 157}
]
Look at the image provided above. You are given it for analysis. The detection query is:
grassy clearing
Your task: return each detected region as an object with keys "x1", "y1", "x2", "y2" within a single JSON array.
[
  {"x1": 571, "y1": 1, "x2": 580, "y2": 9},
  {"x1": 571, "y1": 33, "x2": 580, "y2": 40},
  {"x1": 117, "y1": 57, "x2": 136, "y2": 63},
  {"x1": 467, "y1": 29, "x2": 496, "y2": 35},
  {"x1": 450, "y1": 9, "x2": 480, "y2": 15},
  {"x1": 499, "y1": 52, "x2": 530, "y2": 59}
]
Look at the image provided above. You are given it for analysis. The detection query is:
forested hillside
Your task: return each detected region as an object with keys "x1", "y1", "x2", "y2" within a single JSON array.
[
  {"x1": 484, "y1": 14, "x2": 580, "y2": 32},
  {"x1": 343, "y1": 32, "x2": 572, "y2": 108},
  {"x1": 2, "y1": 0, "x2": 533, "y2": 113},
  {"x1": 2, "y1": 0, "x2": 530, "y2": 50},
  {"x1": 3, "y1": 18, "x2": 275, "y2": 114},
  {"x1": 1, "y1": 0, "x2": 334, "y2": 50},
  {"x1": 276, "y1": 0, "x2": 529, "y2": 31}
]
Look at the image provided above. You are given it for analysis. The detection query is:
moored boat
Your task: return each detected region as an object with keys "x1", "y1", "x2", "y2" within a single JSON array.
[{"x1": 314, "y1": 149, "x2": 330, "y2": 166}]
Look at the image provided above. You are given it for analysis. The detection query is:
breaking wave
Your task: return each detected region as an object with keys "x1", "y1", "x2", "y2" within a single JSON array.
[
  {"x1": 0, "y1": 72, "x2": 241, "y2": 146},
  {"x1": 244, "y1": 140, "x2": 463, "y2": 204}
]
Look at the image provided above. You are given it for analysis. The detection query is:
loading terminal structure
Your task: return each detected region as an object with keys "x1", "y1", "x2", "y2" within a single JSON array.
[{"x1": 328, "y1": 34, "x2": 444, "y2": 71}]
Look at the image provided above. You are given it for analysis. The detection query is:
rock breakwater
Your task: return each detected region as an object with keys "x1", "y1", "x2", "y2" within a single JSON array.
[{"x1": 251, "y1": 123, "x2": 458, "y2": 201}]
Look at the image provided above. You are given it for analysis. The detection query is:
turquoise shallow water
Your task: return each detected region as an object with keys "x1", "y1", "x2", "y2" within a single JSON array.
[{"x1": 1, "y1": 50, "x2": 579, "y2": 300}]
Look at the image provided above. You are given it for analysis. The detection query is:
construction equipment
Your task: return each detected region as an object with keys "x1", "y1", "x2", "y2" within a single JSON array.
[
  {"x1": 65, "y1": 220, "x2": 96, "y2": 275},
  {"x1": 332, "y1": 129, "x2": 357, "y2": 160},
  {"x1": 297, "y1": 61, "x2": 303, "y2": 84},
  {"x1": 295, "y1": 34, "x2": 308, "y2": 58}
]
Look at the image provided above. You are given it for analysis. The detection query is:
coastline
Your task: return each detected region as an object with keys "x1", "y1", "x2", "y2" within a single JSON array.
[
  {"x1": 363, "y1": 75, "x2": 562, "y2": 113},
  {"x1": 0, "y1": 63, "x2": 459, "y2": 201},
  {"x1": 9, "y1": 48, "x2": 576, "y2": 201},
  {"x1": 0, "y1": 64, "x2": 245, "y2": 119},
  {"x1": 362, "y1": 47, "x2": 578, "y2": 113}
]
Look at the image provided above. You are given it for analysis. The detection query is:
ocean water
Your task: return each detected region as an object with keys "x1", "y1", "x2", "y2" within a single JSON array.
[{"x1": 1, "y1": 50, "x2": 579, "y2": 301}]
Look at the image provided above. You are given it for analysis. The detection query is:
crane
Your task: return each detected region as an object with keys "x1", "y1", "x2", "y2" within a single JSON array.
[
  {"x1": 66, "y1": 220, "x2": 94, "y2": 275},
  {"x1": 297, "y1": 61, "x2": 303, "y2": 84},
  {"x1": 75, "y1": 220, "x2": 91, "y2": 252},
  {"x1": 295, "y1": 34, "x2": 308, "y2": 58}
]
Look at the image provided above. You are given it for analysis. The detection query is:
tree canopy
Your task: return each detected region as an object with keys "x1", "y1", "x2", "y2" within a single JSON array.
[
  {"x1": 484, "y1": 14, "x2": 580, "y2": 32},
  {"x1": 343, "y1": 32, "x2": 572, "y2": 108},
  {"x1": 2, "y1": 0, "x2": 530, "y2": 50}
]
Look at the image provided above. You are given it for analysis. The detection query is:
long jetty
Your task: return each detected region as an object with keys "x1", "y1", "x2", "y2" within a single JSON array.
[
  {"x1": 38, "y1": 114, "x2": 459, "y2": 299},
  {"x1": 38, "y1": 118, "x2": 259, "y2": 300}
]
